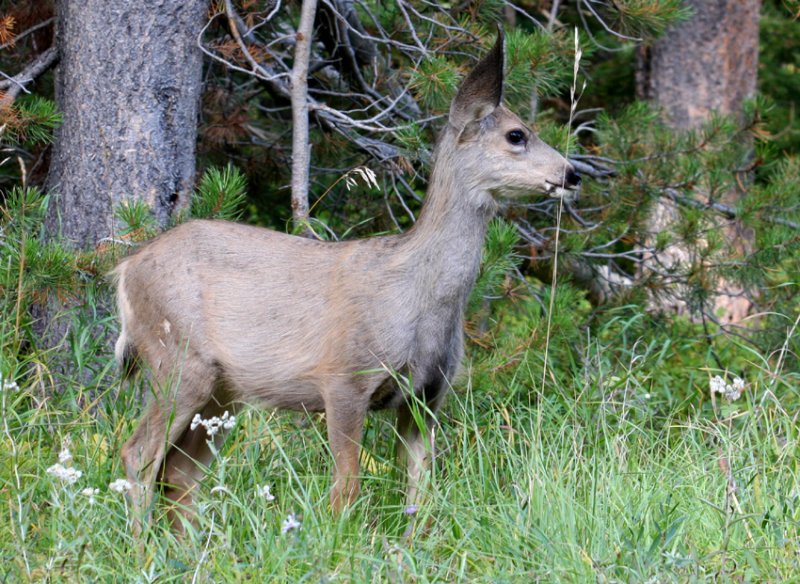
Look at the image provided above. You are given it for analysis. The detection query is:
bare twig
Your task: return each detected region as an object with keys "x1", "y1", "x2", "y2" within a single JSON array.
[
  {"x1": 218, "y1": 2, "x2": 288, "y2": 84},
  {"x1": 576, "y1": 0, "x2": 630, "y2": 52},
  {"x1": 320, "y1": 0, "x2": 425, "y2": 54},
  {"x1": 568, "y1": 156, "x2": 615, "y2": 179},
  {"x1": 208, "y1": 2, "x2": 415, "y2": 162},
  {"x1": 0, "y1": 47, "x2": 59, "y2": 105},
  {"x1": 396, "y1": 0, "x2": 428, "y2": 54},
  {"x1": 499, "y1": 0, "x2": 545, "y2": 30},
  {"x1": 547, "y1": 0, "x2": 562, "y2": 31},
  {"x1": 580, "y1": 0, "x2": 642, "y2": 42},
  {"x1": 663, "y1": 188, "x2": 800, "y2": 230}
]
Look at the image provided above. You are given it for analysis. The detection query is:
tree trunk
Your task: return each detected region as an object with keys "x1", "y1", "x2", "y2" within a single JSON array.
[
  {"x1": 637, "y1": 0, "x2": 760, "y2": 128},
  {"x1": 636, "y1": 0, "x2": 761, "y2": 323},
  {"x1": 47, "y1": 0, "x2": 206, "y2": 248},
  {"x1": 39, "y1": 0, "x2": 205, "y2": 360},
  {"x1": 289, "y1": 0, "x2": 318, "y2": 234}
]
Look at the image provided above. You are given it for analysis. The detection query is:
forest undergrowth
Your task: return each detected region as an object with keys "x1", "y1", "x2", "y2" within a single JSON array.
[{"x1": 1, "y1": 211, "x2": 799, "y2": 581}]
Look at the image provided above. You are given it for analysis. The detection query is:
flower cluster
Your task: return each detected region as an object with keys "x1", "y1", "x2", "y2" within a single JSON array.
[
  {"x1": 44, "y1": 443, "x2": 136, "y2": 502},
  {"x1": 259, "y1": 484, "x2": 276, "y2": 501},
  {"x1": 710, "y1": 375, "x2": 746, "y2": 402},
  {"x1": 46, "y1": 443, "x2": 83, "y2": 484},
  {"x1": 1, "y1": 374, "x2": 19, "y2": 391},
  {"x1": 109, "y1": 478, "x2": 132, "y2": 493},
  {"x1": 46, "y1": 462, "x2": 83, "y2": 484},
  {"x1": 190, "y1": 410, "x2": 236, "y2": 437},
  {"x1": 81, "y1": 487, "x2": 100, "y2": 505},
  {"x1": 281, "y1": 512, "x2": 301, "y2": 534}
]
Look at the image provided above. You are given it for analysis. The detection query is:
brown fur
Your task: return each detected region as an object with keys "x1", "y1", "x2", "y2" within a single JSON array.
[{"x1": 114, "y1": 31, "x2": 580, "y2": 533}]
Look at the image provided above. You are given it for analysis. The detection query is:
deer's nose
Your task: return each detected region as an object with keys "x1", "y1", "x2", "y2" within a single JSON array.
[{"x1": 565, "y1": 168, "x2": 581, "y2": 189}]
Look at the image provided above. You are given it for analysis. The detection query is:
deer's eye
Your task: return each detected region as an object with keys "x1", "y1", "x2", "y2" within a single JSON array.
[{"x1": 506, "y1": 129, "x2": 527, "y2": 146}]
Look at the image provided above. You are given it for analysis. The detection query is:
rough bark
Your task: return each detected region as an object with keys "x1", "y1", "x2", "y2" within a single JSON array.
[
  {"x1": 636, "y1": 0, "x2": 761, "y2": 323},
  {"x1": 38, "y1": 0, "x2": 205, "y2": 363},
  {"x1": 47, "y1": 0, "x2": 206, "y2": 249},
  {"x1": 637, "y1": 0, "x2": 760, "y2": 129}
]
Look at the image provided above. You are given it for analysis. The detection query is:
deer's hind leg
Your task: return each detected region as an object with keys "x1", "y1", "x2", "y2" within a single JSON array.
[
  {"x1": 121, "y1": 358, "x2": 218, "y2": 535},
  {"x1": 160, "y1": 387, "x2": 237, "y2": 532}
]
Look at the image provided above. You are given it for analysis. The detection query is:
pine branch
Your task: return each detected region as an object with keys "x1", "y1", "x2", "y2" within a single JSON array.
[
  {"x1": 662, "y1": 188, "x2": 800, "y2": 230},
  {"x1": 0, "y1": 17, "x2": 55, "y2": 50}
]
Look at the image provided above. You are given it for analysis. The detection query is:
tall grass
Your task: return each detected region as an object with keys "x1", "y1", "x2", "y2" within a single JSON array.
[{"x1": 2, "y1": 315, "x2": 799, "y2": 582}]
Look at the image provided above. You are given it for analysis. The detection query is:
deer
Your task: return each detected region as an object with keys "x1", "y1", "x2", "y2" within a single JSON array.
[{"x1": 113, "y1": 30, "x2": 581, "y2": 533}]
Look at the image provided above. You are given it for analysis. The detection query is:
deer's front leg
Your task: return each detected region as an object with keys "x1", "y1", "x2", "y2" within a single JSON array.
[{"x1": 324, "y1": 383, "x2": 367, "y2": 513}]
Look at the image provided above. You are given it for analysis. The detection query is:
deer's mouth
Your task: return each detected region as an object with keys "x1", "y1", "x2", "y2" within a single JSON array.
[{"x1": 545, "y1": 182, "x2": 580, "y2": 202}]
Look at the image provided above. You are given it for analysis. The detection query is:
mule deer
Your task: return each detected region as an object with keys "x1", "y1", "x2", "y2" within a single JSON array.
[{"x1": 114, "y1": 31, "x2": 580, "y2": 531}]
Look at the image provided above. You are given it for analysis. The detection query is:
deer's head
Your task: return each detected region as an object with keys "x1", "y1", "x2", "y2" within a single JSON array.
[{"x1": 445, "y1": 30, "x2": 580, "y2": 202}]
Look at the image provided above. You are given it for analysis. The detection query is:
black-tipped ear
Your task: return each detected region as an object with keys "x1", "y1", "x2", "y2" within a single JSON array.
[{"x1": 449, "y1": 28, "x2": 505, "y2": 131}]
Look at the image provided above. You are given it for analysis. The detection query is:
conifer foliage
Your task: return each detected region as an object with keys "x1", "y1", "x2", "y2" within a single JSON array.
[{"x1": 0, "y1": 0, "x2": 798, "y2": 368}]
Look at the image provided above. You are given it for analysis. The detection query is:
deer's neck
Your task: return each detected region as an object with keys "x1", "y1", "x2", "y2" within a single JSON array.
[{"x1": 402, "y1": 149, "x2": 497, "y2": 306}]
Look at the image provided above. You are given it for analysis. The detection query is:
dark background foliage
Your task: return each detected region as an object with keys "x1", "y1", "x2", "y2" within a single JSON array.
[{"x1": 0, "y1": 0, "x2": 797, "y2": 397}]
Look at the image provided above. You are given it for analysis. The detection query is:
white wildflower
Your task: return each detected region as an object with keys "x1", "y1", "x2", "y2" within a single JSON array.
[
  {"x1": 191, "y1": 410, "x2": 236, "y2": 437},
  {"x1": 281, "y1": 512, "x2": 301, "y2": 534},
  {"x1": 109, "y1": 478, "x2": 132, "y2": 493},
  {"x1": 81, "y1": 487, "x2": 100, "y2": 504},
  {"x1": 258, "y1": 484, "x2": 276, "y2": 501},
  {"x1": 1, "y1": 375, "x2": 19, "y2": 391},
  {"x1": 190, "y1": 413, "x2": 202, "y2": 431},
  {"x1": 710, "y1": 375, "x2": 746, "y2": 402},
  {"x1": 222, "y1": 411, "x2": 235, "y2": 428},
  {"x1": 58, "y1": 447, "x2": 73, "y2": 465},
  {"x1": 730, "y1": 377, "x2": 745, "y2": 399},
  {"x1": 46, "y1": 463, "x2": 83, "y2": 485}
]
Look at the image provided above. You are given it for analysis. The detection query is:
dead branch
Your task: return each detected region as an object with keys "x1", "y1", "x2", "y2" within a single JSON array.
[
  {"x1": 205, "y1": 3, "x2": 409, "y2": 167},
  {"x1": 223, "y1": 0, "x2": 283, "y2": 82},
  {"x1": 569, "y1": 156, "x2": 615, "y2": 179},
  {"x1": 663, "y1": 188, "x2": 800, "y2": 230},
  {"x1": 0, "y1": 17, "x2": 55, "y2": 51},
  {"x1": 0, "y1": 47, "x2": 58, "y2": 105}
]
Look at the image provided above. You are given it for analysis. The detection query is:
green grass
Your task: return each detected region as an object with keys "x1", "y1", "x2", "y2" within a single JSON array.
[{"x1": 2, "y1": 319, "x2": 799, "y2": 582}]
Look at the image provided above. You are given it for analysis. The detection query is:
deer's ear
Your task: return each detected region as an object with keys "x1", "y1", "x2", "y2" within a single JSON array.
[{"x1": 449, "y1": 29, "x2": 505, "y2": 131}]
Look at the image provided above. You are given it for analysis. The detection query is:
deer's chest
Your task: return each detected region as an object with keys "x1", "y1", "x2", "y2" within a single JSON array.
[{"x1": 367, "y1": 311, "x2": 464, "y2": 411}]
